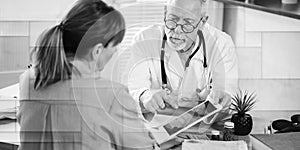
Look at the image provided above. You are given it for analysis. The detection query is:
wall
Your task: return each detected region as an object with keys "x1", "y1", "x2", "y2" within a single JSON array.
[
  {"x1": 0, "y1": 0, "x2": 131, "y2": 88},
  {"x1": 0, "y1": 0, "x2": 226, "y2": 88},
  {"x1": 4, "y1": 1, "x2": 297, "y2": 111},
  {"x1": 0, "y1": 0, "x2": 79, "y2": 88},
  {"x1": 224, "y1": 5, "x2": 300, "y2": 110}
]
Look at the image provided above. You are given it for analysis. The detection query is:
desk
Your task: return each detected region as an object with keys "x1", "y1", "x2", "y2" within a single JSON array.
[
  {"x1": 0, "y1": 121, "x2": 19, "y2": 150},
  {"x1": 0, "y1": 110, "x2": 299, "y2": 150},
  {"x1": 0, "y1": 83, "x2": 20, "y2": 150},
  {"x1": 0, "y1": 119, "x2": 251, "y2": 150},
  {"x1": 151, "y1": 109, "x2": 300, "y2": 150},
  {"x1": 149, "y1": 112, "x2": 252, "y2": 150}
]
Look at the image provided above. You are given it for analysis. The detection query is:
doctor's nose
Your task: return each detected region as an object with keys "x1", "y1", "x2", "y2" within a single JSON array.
[
  {"x1": 173, "y1": 20, "x2": 184, "y2": 34},
  {"x1": 174, "y1": 25, "x2": 183, "y2": 34},
  {"x1": 174, "y1": 24, "x2": 183, "y2": 34}
]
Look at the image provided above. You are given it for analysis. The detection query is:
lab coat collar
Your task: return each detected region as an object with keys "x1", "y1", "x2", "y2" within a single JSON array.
[{"x1": 166, "y1": 34, "x2": 202, "y2": 77}]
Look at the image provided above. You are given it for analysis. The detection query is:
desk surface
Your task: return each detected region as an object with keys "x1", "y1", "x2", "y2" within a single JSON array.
[
  {"x1": 0, "y1": 121, "x2": 20, "y2": 145},
  {"x1": 0, "y1": 110, "x2": 299, "y2": 149}
]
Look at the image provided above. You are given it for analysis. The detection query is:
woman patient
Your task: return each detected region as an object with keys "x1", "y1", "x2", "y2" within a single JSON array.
[{"x1": 17, "y1": 0, "x2": 156, "y2": 149}]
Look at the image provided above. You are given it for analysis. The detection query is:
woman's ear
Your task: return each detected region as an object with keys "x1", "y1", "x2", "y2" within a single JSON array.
[{"x1": 92, "y1": 43, "x2": 104, "y2": 60}]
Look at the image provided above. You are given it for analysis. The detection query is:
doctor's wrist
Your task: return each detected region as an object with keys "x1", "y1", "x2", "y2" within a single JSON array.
[
  {"x1": 139, "y1": 89, "x2": 151, "y2": 104},
  {"x1": 139, "y1": 90, "x2": 156, "y2": 121}
]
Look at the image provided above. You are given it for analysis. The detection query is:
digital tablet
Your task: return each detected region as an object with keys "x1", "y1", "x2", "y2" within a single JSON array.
[{"x1": 146, "y1": 100, "x2": 222, "y2": 144}]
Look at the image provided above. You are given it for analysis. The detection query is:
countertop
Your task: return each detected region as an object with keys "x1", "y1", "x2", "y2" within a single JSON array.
[{"x1": 214, "y1": 0, "x2": 300, "y2": 20}]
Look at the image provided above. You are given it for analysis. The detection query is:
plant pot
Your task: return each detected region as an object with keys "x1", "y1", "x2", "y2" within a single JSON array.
[{"x1": 231, "y1": 113, "x2": 253, "y2": 135}]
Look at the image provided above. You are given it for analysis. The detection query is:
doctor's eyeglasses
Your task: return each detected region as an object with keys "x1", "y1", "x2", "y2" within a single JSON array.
[{"x1": 164, "y1": 16, "x2": 208, "y2": 33}]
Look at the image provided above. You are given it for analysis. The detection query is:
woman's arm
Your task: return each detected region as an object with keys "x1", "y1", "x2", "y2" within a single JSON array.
[{"x1": 109, "y1": 87, "x2": 156, "y2": 150}]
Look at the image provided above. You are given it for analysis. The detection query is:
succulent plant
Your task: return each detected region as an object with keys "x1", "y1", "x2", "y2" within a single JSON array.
[
  {"x1": 230, "y1": 89, "x2": 257, "y2": 135},
  {"x1": 231, "y1": 89, "x2": 256, "y2": 115}
]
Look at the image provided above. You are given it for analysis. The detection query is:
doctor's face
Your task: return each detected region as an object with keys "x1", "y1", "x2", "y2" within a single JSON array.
[{"x1": 165, "y1": 0, "x2": 202, "y2": 51}]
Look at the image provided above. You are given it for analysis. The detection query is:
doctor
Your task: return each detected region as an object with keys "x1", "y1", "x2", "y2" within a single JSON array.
[{"x1": 125, "y1": 0, "x2": 238, "y2": 119}]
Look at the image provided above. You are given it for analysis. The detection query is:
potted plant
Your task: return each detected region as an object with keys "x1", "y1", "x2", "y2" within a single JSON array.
[{"x1": 230, "y1": 90, "x2": 256, "y2": 135}]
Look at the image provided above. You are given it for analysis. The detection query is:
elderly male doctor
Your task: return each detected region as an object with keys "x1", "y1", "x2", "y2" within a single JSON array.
[{"x1": 125, "y1": 0, "x2": 238, "y2": 122}]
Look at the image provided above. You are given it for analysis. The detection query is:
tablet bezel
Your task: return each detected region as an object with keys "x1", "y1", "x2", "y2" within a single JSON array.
[{"x1": 148, "y1": 100, "x2": 222, "y2": 144}]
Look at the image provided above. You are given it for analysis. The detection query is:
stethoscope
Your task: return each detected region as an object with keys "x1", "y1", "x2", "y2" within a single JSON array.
[{"x1": 160, "y1": 30, "x2": 210, "y2": 94}]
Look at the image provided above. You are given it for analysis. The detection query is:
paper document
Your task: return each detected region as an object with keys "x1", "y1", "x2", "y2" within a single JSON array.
[
  {"x1": 182, "y1": 140, "x2": 248, "y2": 150},
  {"x1": 0, "y1": 83, "x2": 19, "y2": 120},
  {"x1": 0, "y1": 107, "x2": 18, "y2": 120}
]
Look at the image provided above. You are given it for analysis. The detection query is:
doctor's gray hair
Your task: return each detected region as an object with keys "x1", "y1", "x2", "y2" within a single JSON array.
[{"x1": 166, "y1": 0, "x2": 209, "y2": 16}]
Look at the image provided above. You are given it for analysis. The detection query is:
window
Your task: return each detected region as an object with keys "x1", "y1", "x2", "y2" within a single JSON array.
[{"x1": 103, "y1": 0, "x2": 167, "y2": 82}]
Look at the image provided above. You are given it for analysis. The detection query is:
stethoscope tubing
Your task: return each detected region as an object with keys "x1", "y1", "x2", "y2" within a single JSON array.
[{"x1": 160, "y1": 30, "x2": 208, "y2": 92}]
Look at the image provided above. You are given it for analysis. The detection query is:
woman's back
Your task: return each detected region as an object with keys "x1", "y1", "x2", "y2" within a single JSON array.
[
  {"x1": 18, "y1": 69, "x2": 155, "y2": 150},
  {"x1": 17, "y1": 0, "x2": 156, "y2": 149}
]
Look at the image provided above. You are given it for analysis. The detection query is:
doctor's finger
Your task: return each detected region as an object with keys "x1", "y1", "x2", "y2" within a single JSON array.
[
  {"x1": 159, "y1": 138, "x2": 183, "y2": 150},
  {"x1": 220, "y1": 95, "x2": 231, "y2": 108},
  {"x1": 164, "y1": 96, "x2": 178, "y2": 109},
  {"x1": 189, "y1": 94, "x2": 201, "y2": 102},
  {"x1": 150, "y1": 99, "x2": 160, "y2": 110},
  {"x1": 153, "y1": 92, "x2": 165, "y2": 109},
  {"x1": 221, "y1": 98, "x2": 231, "y2": 107},
  {"x1": 145, "y1": 104, "x2": 156, "y2": 113},
  {"x1": 197, "y1": 88, "x2": 211, "y2": 100},
  {"x1": 156, "y1": 97, "x2": 165, "y2": 109},
  {"x1": 210, "y1": 98, "x2": 219, "y2": 105},
  {"x1": 143, "y1": 100, "x2": 156, "y2": 113}
]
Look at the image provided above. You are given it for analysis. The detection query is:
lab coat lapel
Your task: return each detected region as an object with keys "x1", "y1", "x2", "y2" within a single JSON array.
[
  {"x1": 165, "y1": 51, "x2": 185, "y2": 91},
  {"x1": 168, "y1": 51, "x2": 185, "y2": 77}
]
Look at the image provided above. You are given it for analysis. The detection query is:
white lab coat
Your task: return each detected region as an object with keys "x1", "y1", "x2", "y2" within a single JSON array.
[{"x1": 124, "y1": 23, "x2": 238, "y2": 109}]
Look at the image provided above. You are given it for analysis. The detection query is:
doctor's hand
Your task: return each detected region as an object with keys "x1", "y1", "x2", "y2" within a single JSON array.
[
  {"x1": 207, "y1": 91, "x2": 231, "y2": 109},
  {"x1": 159, "y1": 137, "x2": 183, "y2": 150},
  {"x1": 196, "y1": 87, "x2": 211, "y2": 102},
  {"x1": 183, "y1": 87, "x2": 211, "y2": 102},
  {"x1": 140, "y1": 89, "x2": 179, "y2": 113}
]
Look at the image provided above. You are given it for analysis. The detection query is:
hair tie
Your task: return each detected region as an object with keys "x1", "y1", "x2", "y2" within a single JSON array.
[{"x1": 58, "y1": 22, "x2": 65, "y2": 30}]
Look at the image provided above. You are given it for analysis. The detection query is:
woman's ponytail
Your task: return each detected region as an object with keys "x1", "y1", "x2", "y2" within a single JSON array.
[
  {"x1": 34, "y1": 23, "x2": 71, "y2": 90},
  {"x1": 32, "y1": 0, "x2": 126, "y2": 90}
]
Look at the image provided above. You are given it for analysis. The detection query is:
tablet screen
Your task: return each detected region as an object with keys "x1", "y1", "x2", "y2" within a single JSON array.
[{"x1": 162, "y1": 101, "x2": 217, "y2": 135}]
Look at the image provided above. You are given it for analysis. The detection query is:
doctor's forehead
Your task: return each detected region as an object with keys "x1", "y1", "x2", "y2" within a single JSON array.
[{"x1": 166, "y1": 0, "x2": 202, "y2": 19}]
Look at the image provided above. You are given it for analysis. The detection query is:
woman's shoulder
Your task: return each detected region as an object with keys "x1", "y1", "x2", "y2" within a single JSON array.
[
  {"x1": 72, "y1": 78, "x2": 130, "y2": 98},
  {"x1": 19, "y1": 69, "x2": 35, "y2": 99},
  {"x1": 96, "y1": 79, "x2": 129, "y2": 93},
  {"x1": 19, "y1": 68, "x2": 35, "y2": 82},
  {"x1": 72, "y1": 78, "x2": 134, "y2": 108},
  {"x1": 72, "y1": 78, "x2": 127, "y2": 90}
]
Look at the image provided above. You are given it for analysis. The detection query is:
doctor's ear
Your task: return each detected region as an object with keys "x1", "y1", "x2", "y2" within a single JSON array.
[
  {"x1": 92, "y1": 43, "x2": 103, "y2": 60},
  {"x1": 197, "y1": 15, "x2": 208, "y2": 31},
  {"x1": 201, "y1": 16, "x2": 209, "y2": 24}
]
